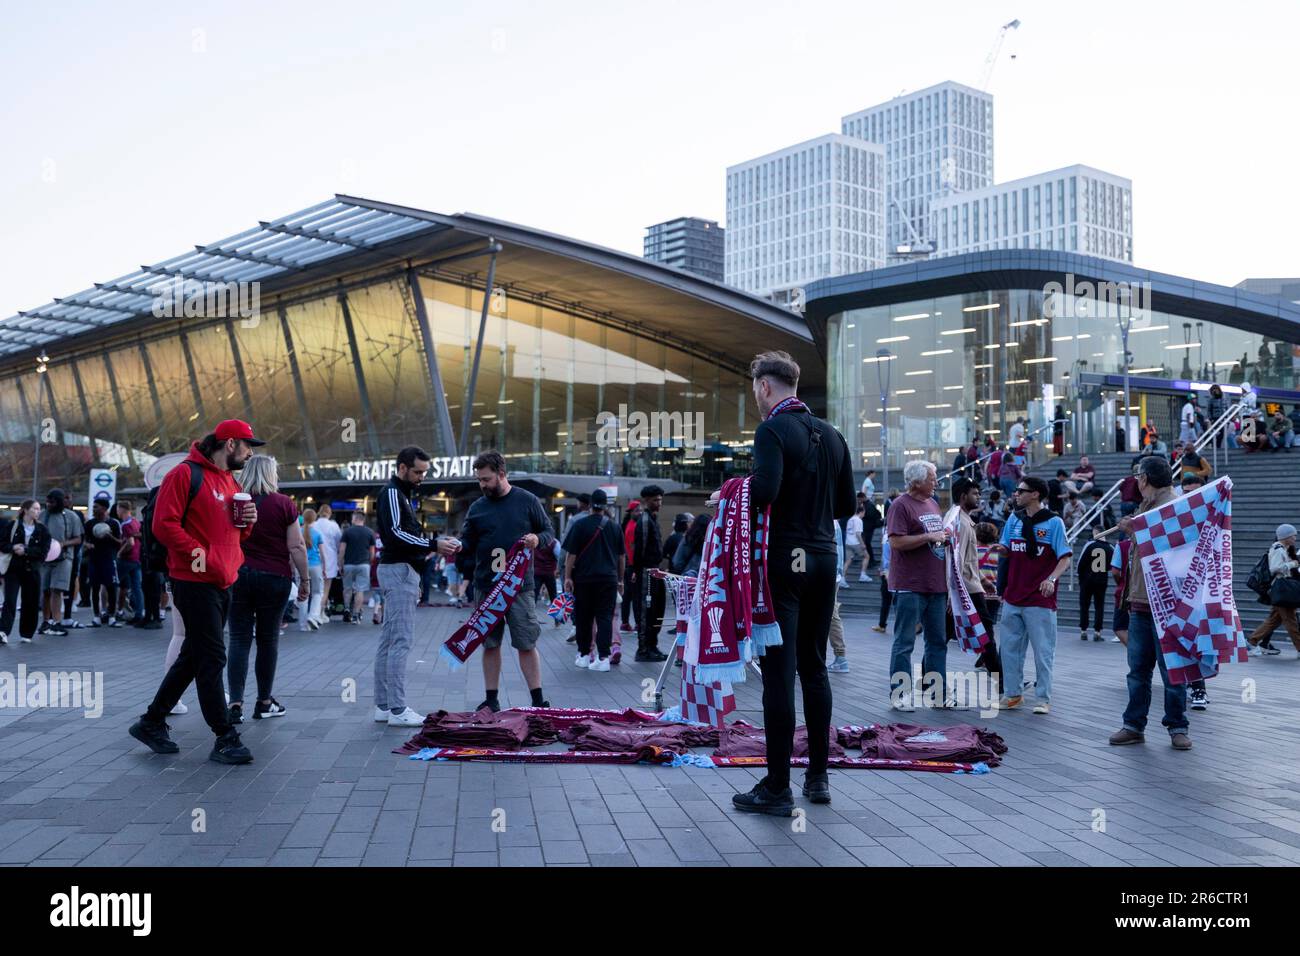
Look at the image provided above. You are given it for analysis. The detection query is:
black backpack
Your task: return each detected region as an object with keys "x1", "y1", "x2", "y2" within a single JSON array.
[
  {"x1": 141, "y1": 462, "x2": 203, "y2": 573},
  {"x1": 1247, "y1": 549, "x2": 1274, "y2": 603}
]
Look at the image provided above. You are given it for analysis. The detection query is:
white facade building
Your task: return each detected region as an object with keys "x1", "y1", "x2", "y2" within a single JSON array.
[
  {"x1": 725, "y1": 133, "x2": 885, "y2": 301},
  {"x1": 929, "y1": 165, "x2": 1133, "y2": 262},
  {"x1": 841, "y1": 81, "x2": 993, "y2": 256}
]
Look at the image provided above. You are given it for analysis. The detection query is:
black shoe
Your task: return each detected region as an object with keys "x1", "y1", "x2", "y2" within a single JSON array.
[
  {"x1": 802, "y1": 772, "x2": 831, "y2": 804},
  {"x1": 635, "y1": 648, "x2": 668, "y2": 663},
  {"x1": 142, "y1": 620, "x2": 164, "y2": 630},
  {"x1": 129, "y1": 717, "x2": 180, "y2": 754},
  {"x1": 732, "y1": 780, "x2": 795, "y2": 816},
  {"x1": 253, "y1": 698, "x2": 287, "y2": 719},
  {"x1": 565, "y1": 633, "x2": 577, "y2": 643},
  {"x1": 210, "y1": 731, "x2": 253, "y2": 764},
  {"x1": 476, "y1": 699, "x2": 502, "y2": 713},
  {"x1": 228, "y1": 703, "x2": 243, "y2": 724}
]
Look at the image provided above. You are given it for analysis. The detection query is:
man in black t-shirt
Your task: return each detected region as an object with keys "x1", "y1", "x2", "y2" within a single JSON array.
[
  {"x1": 84, "y1": 494, "x2": 124, "y2": 628},
  {"x1": 561, "y1": 489, "x2": 625, "y2": 670},
  {"x1": 1077, "y1": 529, "x2": 1113, "y2": 642},
  {"x1": 339, "y1": 511, "x2": 376, "y2": 624},
  {"x1": 451, "y1": 451, "x2": 555, "y2": 712}
]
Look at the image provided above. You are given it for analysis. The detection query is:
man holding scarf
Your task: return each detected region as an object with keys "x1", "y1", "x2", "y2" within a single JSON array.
[
  {"x1": 730, "y1": 351, "x2": 856, "y2": 815},
  {"x1": 1108, "y1": 456, "x2": 1192, "y2": 750},
  {"x1": 450, "y1": 451, "x2": 555, "y2": 712},
  {"x1": 632, "y1": 485, "x2": 669, "y2": 662}
]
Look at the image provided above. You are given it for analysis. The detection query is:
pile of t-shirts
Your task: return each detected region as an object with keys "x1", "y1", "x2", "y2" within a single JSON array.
[
  {"x1": 845, "y1": 723, "x2": 1007, "y2": 767},
  {"x1": 559, "y1": 716, "x2": 720, "y2": 754},
  {"x1": 395, "y1": 707, "x2": 557, "y2": 753},
  {"x1": 713, "y1": 721, "x2": 845, "y2": 759}
]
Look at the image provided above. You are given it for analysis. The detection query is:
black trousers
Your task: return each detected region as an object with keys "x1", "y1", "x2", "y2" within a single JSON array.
[
  {"x1": 145, "y1": 579, "x2": 232, "y2": 737},
  {"x1": 227, "y1": 568, "x2": 291, "y2": 705},
  {"x1": 573, "y1": 579, "x2": 617, "y2": 657},
  {"x1": 1, "y1": 560, "x2": 41, "y2": 639},
  {"x1": 1080, "y1": 579, "x2": 1108, "y2": 631},
  {"x1": 972, "y1": 592, "x2": 1001, "y2": 675},
  {"x1": 760, "y1": 549, "x2": 837, "y2": 791},
  {"x1": 637, "y1": 570, "x2": 666, "y2": 649},
  {"x1": 142, "y1": 568, "x2": 164, "y2": 622},
  {"x1": 621, "y1": 567, "x2": 641, "y2": 627},
  {"x1": 877, "y1": 578, "x2": 893, "y2": 628},
  {"x1": 534, "y1": 574, "x2": 557, "y2": 605}
]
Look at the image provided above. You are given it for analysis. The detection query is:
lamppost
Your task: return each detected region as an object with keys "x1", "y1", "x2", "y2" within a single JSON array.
[
  {"x1": 876, "y1": 347, "x2": 892, "y2": 497},
  {"x1": 31, "y1": 351, "x2": 48, "y2": 498},
  {"x1": 1117, "y1": 288, "x2": 1134, "y2": 451},
  {"x1": 1181, "y1": 322, "x2": 1194, "y2": 379}
]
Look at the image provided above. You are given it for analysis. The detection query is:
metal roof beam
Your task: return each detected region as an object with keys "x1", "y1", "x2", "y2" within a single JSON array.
[
  {"x1": 192, "y1": 243, "x2": 302, "y2": 270},
  {"x1": 258, "y1": 220, "x2": 371, "y2": 249},
  {"x1": 140, "y1": 262, "x2": 261, "y2": 283},
  {"x1": 16, "y1": 309, "x2": 103, "y2": 329},
  {"x1": 53, "y1": 297, "x2": 139, "y2": 316}
]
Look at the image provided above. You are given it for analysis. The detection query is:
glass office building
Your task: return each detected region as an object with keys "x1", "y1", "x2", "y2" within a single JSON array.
[
  {"x1": 0, "y1": 198, "x2": 821, "y2": 507},
  {"x1": 806, "y1": 250, "x2": 1300, "y2": 471}
]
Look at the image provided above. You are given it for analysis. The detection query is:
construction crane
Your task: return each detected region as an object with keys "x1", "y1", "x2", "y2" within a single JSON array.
[{"x1": 978, "y1": 18, "x2": 1021, "y2": 91}]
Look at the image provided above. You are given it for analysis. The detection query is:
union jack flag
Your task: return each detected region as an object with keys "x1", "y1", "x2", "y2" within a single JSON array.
[
  {"x1": 547, "y1": 591, "x2": 574, "y2": 625},
  {"x1": 1131, "y1": 477, "x2": 1248, "y2": 684}
]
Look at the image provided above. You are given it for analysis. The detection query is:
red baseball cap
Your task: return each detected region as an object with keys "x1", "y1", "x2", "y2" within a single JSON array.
[{"x1": 213, "y1": 419, "x2": 266, "y2": 446}]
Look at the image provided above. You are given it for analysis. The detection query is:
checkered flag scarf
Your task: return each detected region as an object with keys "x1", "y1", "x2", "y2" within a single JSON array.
[
  {"x1": 943, "y1": 506, "x2": 990, "y2": 655},
  {"x1": 665, "y1": 572, "x2": 736, "y2": 728},
  {"x1": 1130, "y1": 476, "x2": 1248, "y2": 683}
]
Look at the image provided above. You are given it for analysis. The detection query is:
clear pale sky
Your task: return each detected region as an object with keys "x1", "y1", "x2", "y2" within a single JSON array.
[{"x1": 2, "y1": 0, "x2": 1296, "y2": 319}]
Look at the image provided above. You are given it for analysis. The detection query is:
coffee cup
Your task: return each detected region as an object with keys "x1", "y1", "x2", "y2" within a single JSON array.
[{"x1": 232, "y1": 492, "x2": 253, "y2": 528}]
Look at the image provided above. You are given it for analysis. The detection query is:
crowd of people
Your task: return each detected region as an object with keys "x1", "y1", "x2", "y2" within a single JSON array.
[{"x1": 5, "y1": 363, "x2": 1297, "y2": 813}]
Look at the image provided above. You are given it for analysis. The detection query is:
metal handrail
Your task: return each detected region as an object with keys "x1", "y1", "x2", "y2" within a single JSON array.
[
  {"x1": 1064, "y1": 401, "x2": 1244, "y2": 544},
  {"x1": 939, "y1": 448, "x2": 998, "y2": 487}
]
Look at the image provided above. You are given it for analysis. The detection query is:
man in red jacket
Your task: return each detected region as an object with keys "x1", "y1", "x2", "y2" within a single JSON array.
[{"x1": 130, "y1": 420, "x2": 263, "y2": 764}]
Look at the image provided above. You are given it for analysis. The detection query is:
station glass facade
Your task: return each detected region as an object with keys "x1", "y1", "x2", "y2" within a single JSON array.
[
  {"x1": 828, "y1": 286, "x2": 1300, "y2": 471},
  {"x1": 0, "y1": 270, "x2": 761, "y2": 498}
]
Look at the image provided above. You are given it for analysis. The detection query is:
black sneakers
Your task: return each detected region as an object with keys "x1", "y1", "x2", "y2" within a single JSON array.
[
  {"x1": 228, "y1": 703, "x2": 244, "y2": 724},
  {"x1": 210, "y1": 731, "x2": 253, "y2": 765},
  {"x1": 635, "y1": 646, "x2": 668, "y2": 663},
  {"x1": 253, "y1": 698, "x2": 287, "y2": 719},
  {"x1": 802, "y1": 772, "x2": 831, "y2": 804},
  {"x1": 731, "y1": 780, "x2": 795, "y2": 816},
  {"x1": 476, "y1": 698, "x2": 502, "y2": 713},
  {"x1": 129, "y1": 718, "x2": 180, "y2": 754}
]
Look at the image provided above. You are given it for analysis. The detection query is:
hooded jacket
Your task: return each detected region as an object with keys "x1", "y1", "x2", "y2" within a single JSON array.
[{"x1": 152, "y1": 443, "x2": 252, "y2": 588}]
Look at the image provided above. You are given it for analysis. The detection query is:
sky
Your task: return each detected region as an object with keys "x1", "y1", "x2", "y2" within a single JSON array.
[{"x1": 2, "y1": 0, "x2": 1297, "y2": 319}]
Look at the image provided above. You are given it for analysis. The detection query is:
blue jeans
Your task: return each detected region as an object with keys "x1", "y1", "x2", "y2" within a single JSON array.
[
  {"x1": 999, "y1": 476, "x2": 1016, "y2": 499},
  {"x1": 1270, "y1": 431, "x2": 1295, "y2": 449},
  {"x1": 998, "y1": 602, "x2": 1057, "y2": 702},
  {"x1": 889, "y1": 591, "x2": 948, "y2": 698},
  {"x1": 116, "y1": 559, "x2": 143, "y2": 620},
  {"x1": 1122, "y1": 610, "x2": 1188, "y2": 736}
]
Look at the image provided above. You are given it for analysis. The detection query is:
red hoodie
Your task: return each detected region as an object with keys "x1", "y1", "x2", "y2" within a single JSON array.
[{"x1": 153, "y1": 443, "x2": 252, "y2": 588}]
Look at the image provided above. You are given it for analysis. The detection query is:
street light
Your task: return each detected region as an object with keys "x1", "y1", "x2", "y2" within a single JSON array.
[
  {"x1": 31, "y1": 351, "x2": 49, "y2": 498},
  {"x1": 1117, "y1": 288, "x2": 1134, "y2": 451},
  {"x1": 876, "y1": 347, "x2": 892, "y2": 496}
]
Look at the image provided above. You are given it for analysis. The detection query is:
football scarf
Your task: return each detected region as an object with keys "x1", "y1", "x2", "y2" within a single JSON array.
[
  {"x1": 942, "y1": 507, "x2": 991, "y2": 655},
  {"x1": 440, "y1": 539, "x2": 533, "y2": 669},
  {"x1": 686, "y1": 475, "x2": 778, "y2": 683},
  {"x1": 667, "y1": 572, "x2": 737, "y2": 727},
  {"x1": 1130, "y1": 477, "x2": 1248, "y2": 684}
]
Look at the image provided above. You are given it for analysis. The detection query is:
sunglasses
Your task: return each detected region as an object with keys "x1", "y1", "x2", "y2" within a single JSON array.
[{"x1": 1014, "y1": 487, "x2": 1032, "y2": 494}]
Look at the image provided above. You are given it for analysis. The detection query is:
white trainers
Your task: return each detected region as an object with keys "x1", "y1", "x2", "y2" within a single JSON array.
[
  {"x1": 387, "y1": 707, "x2": 425, "y2": 727},
  {"x1": 170, "y1": 701, "x2": 189, "y2": 715},
  {"x1": 374, "y1": 706, "x2": 390, "y2": 722},
  {"x1": 859, "y1": 574, "x2": 871, "y2": 582},
  {"x1": 589, "y1": 656, "x2": 611, "y2": 672},
  {"x1": 0, "y1": 631, "x2": 7, "y2": 645},
  {"x1": 574, "y1": 653, "x2": 593, "y2": 668}
]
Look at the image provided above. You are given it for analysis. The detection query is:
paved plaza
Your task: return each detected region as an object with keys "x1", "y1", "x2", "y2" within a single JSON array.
[{"x1": 2, "y1": 601, "x2": 1300, "y2": 868}]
